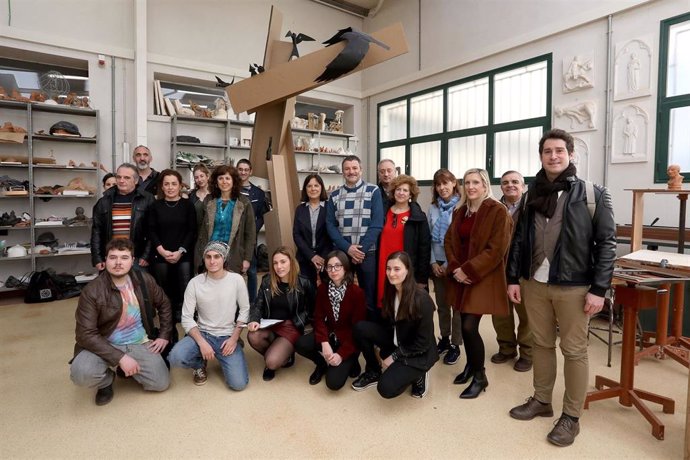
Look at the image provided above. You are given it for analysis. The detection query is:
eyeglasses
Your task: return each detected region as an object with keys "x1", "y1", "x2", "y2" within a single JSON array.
[{"x1": 326, "y1": 264, "x2": 343, "y2": 272}]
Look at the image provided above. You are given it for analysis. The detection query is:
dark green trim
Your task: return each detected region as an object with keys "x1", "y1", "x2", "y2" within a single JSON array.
[
  {"x1": 654, "y1": 12, "x2": 690, "y2": 183},
  {"x1": 377, "y1": 54, "x2": 552, "y2": 185}
]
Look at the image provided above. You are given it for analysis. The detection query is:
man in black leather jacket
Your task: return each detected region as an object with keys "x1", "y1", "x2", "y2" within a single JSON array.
[
  {"x1": 506, "y1": 129, "x2": 616, "y2": 448},
  {"x1": 90, "y1": 163, "x2": 155, "y2": 270}
]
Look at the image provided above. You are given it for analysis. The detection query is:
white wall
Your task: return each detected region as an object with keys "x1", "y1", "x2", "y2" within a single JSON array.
[{"x1": 363, "y1": 0, "x2": 690, "y2": 233}]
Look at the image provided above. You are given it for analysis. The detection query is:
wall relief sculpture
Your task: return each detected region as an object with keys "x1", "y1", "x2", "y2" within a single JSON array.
[
  {"x1": 562, "y1": 53, "x2": 594, "y2": 93},
  {"x1": 614, "y1": 37, "x2": 652, "y2": 101},
  {"x1": 572, "y1": 134, "x2": 590, "y2": 179},
  {"x1": 554, "y1": 100, "x2": 597, "y2": 132},
  {"x1": 611, "y1": 103, "x2": 650, "y2": 163}
]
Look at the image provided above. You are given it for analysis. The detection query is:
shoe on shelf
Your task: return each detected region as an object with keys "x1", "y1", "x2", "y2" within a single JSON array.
[
  {"x1": 95, "y1": 384, "x2": 114, "y2": 406},
  {"x1": 263, "y1": 367, "x2": 276, "y2": 381},
  {"x1": 459, "y1": 369, "x2": 488, "y2": 399},
  {"x1": 443, "y1": 344, "x2": 461, "y2": 365},
  {"x1": 283, "y1": 353, "x2": 295, "y2": 368},
  {"x1": 309, "y1": 365, "x2": 327, "y2": 385},
  {"x1": 453, "y1": 363, "x2": 472, "y2": 385},
  {"x1": 349, "y1": 360, "x2": 361, "y2": 379},
  {"x1": 410, "y1": 372, "x2": 429, "y2": 399},
  {"x1": 490, "y1": 351, "x2": 517, "y2": 364},
  {"x1": 193, "y1": 367, "x2": 207, "y2": 386},
  {"x1": 351, "y1": 371, "x2": 380, "y2": 391},
  {"x1": 436, "y1": 336, "x2": 451, "y2": 355},
  {"x1": 547, "y1": 415, "x2": 580, "y2": 447},
  {"x1": 513, "y1": 357, "x2": 533, "y2": 372},
  {"x1": 509, "y1": 396, "x2": 554, "y2": 420}
]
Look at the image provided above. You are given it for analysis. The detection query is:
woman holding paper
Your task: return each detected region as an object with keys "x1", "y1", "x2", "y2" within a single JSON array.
[
  {"x1": 247, "y1": 246, "x2": 315, "y2": 381},
  {"x1": 295, "y1": 250, "x2": 366, "y2": 390}
]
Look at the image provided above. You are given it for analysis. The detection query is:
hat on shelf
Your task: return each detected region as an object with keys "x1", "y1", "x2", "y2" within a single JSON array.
[
  {"x1": 36, "y1": 231, "x2": 58, "y2": 248},
  {"x1": 49, "y1": 121, "x2": 81, "y2": 136}
]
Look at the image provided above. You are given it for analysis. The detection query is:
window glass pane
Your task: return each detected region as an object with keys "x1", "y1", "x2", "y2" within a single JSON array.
[
  {"x1": 410, "y1": 141, "x2": 441, "y2": 181},
  {"x1": 448, "y1": 78, "x2": 488, "y2": 131},
  {"x1": 448, "y1": 135, "x2": 486, "y2": 176},
  {"x1": 669, "y1": 106, "x2": 690, "y2": 170},
  {"x1": 379, "y1": 100, "x2": 407, "y2": 142},
  {"x1": 494, "y1": 61, "x2": 547, "y2": 123},
  {"x1": 667, "y1": 20, "x2": 690, "y2": 97},
  {"x1": 410, "y1": 90, "x2": 443, "y2": 137},
  {"x1": 494, "y1": 127, "x2": 543, "y2": 178},
  {"x1": 380, "y1": 146, "x2": 406, "y2": 176}
]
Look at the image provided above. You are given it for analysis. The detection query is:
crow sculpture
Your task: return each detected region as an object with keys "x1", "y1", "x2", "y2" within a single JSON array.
[
  {"x1": 315, "y1": 27, "x2": 390, "y2": 82},
  {"x1": 215, "y1": 76, "x2": 235, "y2": 88},
  {"x1": 249, "y1": 64, "x2": 265, "y2": 76},
  {"x1": 285, "y1": 30, "x2": 315, "y2": 60}
]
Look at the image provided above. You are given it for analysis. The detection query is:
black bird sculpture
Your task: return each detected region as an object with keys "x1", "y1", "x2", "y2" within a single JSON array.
[
  {"x1": 285, "y1": 30, "x2": 315, "y2": 60},
  {"x1": 215, "y1": 76, "x2": 235, "y2": 88},
  {"x1": 249, "y1": 64, "x2": 265, "y2": 77},
  {"x1": 315, "y1": 27, "x2": 390, "y2": 83}
]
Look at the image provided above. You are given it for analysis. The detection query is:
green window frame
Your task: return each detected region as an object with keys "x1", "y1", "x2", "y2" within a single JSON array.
[
  {"x1": 655, "y1": 12, "x2": 690, "y2": 182},
  {"x1": 377, "y1": 54, "x2": 552, "y2": 185}
]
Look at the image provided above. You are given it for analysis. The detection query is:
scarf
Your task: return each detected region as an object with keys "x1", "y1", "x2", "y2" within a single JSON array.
[
  {"x1": 328, "y1": 280, "x2": 347, "y2": 322},
  {"x1": 527, "y1": 163, "x2": 577, "y2": 218},
  {"x1": 432, "y1": 194, "x2": 460, "y2": 243}
]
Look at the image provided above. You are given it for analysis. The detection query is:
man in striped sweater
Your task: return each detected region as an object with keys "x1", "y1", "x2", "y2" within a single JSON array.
[
  {"x1": 326, "y1": 155, "x2": 384, "y2": 321},
  {"x1": 91, "y1": 163, "x2": 155, "y2": 270}
]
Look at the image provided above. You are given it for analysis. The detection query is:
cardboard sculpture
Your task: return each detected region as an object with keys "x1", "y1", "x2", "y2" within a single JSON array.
[{"x1": 226, "y1": 7, "x2": 408, "y2": 253}]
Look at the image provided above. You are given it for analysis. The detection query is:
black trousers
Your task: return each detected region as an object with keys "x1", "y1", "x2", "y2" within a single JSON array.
[
  {"x1": 353, "y1": 320, "x2": 425, "y2": 399},
  {"x1": 295, "y1": 332, "x2": 359, "y2": 391},
  {"x1": 152, "y1": 260, "x2": 192, "y2": 323}
]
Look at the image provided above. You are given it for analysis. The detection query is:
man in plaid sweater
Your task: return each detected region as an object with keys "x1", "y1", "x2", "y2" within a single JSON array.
[{"x1": 326, "y1": 155, "x2": 384, "y2": 321}]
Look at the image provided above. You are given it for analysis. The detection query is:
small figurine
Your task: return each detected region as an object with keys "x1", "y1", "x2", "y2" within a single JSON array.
[
  {"x1": 63, "y1": 207, "x2": 88, "y2": 226},
  {"x1": 667, "y1": 164, "x2": 684, "y2": 190}
]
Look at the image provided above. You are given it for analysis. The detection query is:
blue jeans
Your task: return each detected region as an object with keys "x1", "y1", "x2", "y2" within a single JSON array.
[
  {"x1": 247, "y1": 254, "x2": 258, "y2": 304},
  {"x1": 168, "y1": 332, "x2": 249, "y2": 391}
]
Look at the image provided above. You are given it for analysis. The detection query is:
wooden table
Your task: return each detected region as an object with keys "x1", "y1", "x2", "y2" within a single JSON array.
[{"x1": 585, "y1": 284, "x2": 675, "y2": 440}]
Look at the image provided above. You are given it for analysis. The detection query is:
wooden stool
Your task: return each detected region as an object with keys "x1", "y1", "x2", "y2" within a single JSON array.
[{"x1": 585, "y1": 284, "x2": 675, "y2": 440}]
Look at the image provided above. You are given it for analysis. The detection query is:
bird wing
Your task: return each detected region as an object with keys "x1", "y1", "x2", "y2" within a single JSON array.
[
  {"x1": 322, "y1": 27, "x2": 352, "y2": 47},
  {"x1": 295, "y1": 33, "x2": 315, "y2": 43},
  {"x1": 315, "y1": 33, "x2": 368, "y2": 82},
  {"x1": 215, "y1": 76, "x2": 230, "y2": 87}
]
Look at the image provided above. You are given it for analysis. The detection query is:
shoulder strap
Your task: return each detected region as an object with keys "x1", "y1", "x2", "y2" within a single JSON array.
[
  {"x1": 585, "y1": 180, "x2": 595, "y2": 219},
  {"x1": 133, "y1": 270, "x2": 155, "y2": 325}
]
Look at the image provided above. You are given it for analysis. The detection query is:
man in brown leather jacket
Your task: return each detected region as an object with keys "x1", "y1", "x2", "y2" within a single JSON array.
[{"x1": 70, "y1": 238, "x2": 172, "y2": 406}]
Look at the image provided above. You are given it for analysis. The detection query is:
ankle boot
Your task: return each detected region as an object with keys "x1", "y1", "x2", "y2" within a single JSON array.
[
  {"x1": 453, "y1": 363, "x2": 472, "y2": 385},
  {"x1": 460, "y1": 369, "x2": 488, "y2": 399}
]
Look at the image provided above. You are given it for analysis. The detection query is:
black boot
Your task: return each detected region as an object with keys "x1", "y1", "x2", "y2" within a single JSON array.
[
  {"x1": 453, "y1": 363, "x2": 472, "y2": 385},
  {"x1": 460, "y1": 369, "x2": 488, "y2": 399}
]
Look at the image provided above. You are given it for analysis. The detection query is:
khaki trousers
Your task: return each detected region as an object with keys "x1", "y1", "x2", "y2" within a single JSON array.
[
  {"x1": 491, "y1": 297, "x2": 533, "y2": 360},
  {"x1": 521, "y1": 279, "x2": 590, "y2": 418}
]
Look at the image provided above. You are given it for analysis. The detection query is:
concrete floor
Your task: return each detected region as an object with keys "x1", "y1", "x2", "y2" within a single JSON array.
[{"x1": 0, "y1": 297, "x2": 687, "y2": 459}]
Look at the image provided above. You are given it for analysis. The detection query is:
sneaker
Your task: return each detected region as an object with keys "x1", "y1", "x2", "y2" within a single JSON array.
[
  {"x1": 411, "y1": 372, "x2": 429, "y2": 398},
  {"x1": 351, "y1": 371, "x2": 380, "y2": 391},
  {"x1": 509, "y1": 396, "x2": 554, "y2": 420},
  {"x1": 193, "y1": 367, "x2": 207, "y2": 386},
  {"x1": 437, "y1": 336, "x2": 451, "y2": 355},
  {"x1": 443, "y1": 344, "x2": 461, "y2": 365},
  {"x1": 547, "y1": 415, "x2": 580, "y2": 447},
  {"x1": 95, "y1": 384, "x2": 114, "y2": 406}
]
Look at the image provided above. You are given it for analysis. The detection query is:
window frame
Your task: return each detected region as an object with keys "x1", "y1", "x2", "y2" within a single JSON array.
[
  {"x1": 654, "y1": 12, "x2": 690, "y2": 183},
  {"x1": 377, "y1": 54, "x2": 552, "y2": 185}
]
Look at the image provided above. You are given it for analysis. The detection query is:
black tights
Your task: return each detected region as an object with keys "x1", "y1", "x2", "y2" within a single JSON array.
[
  {"x1": 461, "y1": 313, "x2": 484, "y2": 371},
  {"x1": 247, "y1": 330, "x2": 294, "y2": 370}
]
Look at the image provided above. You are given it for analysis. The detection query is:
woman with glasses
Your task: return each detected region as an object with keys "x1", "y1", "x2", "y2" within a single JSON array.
[
  {"x1": 248, "y1": 246, "x2": 315, "y2": 381},
  {"x1": 293, "y1": 174, "x2": 332, "y2": 286},
  {"x1": 351, "y1": 251, "x2": 438, "y2": 398},
  {"x1": 376, "y1": 175, "x2": 430, "y2": 309},
  {"x1": 295, "y1": 250, "x2": 365, "y2": 390},
  {"x1": 444, "y1": 168, "x2": 512, "y2": 399}
]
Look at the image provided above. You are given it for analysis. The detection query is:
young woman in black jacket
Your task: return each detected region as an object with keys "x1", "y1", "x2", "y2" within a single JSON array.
[
  {"x1": 352, "y1": 251, "x2": 439, "y2": 398},
  {"x1": 247, "y1": 246, "x2": 315, "y2": 381}
]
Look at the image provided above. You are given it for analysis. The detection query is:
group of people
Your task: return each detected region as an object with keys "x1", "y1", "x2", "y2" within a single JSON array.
[{"x1": 70, "y1": 128, "x2": 616, "y2": 448}]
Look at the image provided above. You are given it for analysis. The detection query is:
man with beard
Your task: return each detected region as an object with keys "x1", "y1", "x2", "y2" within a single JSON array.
[{"x1": 133, "y1": 145, "x2": 160, "y2": 196}]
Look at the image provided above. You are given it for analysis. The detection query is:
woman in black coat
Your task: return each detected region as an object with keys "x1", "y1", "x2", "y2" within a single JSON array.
[{"x1": 293, "y1": 174, "x2": 332, "y2": 286}]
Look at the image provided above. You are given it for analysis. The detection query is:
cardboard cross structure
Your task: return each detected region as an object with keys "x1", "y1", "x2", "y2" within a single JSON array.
[{"x1": 226, "y1": 7, "x2": 408, "y2": 255}]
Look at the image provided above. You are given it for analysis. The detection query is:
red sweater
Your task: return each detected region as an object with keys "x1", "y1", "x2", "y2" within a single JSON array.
[{"x1": 313, "y1": 283, "x2": 366, "y2": 360}]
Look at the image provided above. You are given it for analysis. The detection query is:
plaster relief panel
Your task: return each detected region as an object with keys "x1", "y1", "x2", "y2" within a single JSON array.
[
  {"x1": 562, "y1": 53, "x2": 594, "y2": 93},
  {"x1": 614, "y1": 37, "x2": 652, "y2": 101},
  {"x1": 572, "y1": 134, "x2": 591, "y2": 179},
  {"x1": 611, "y1": 102, "x2": 650, "y2": 164},
  {"x1": 554, "y1": 100, "x2": 597, "y2": 132}
]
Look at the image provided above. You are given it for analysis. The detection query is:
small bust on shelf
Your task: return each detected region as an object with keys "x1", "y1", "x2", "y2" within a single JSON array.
[
  {"x1": 667, "y1": 164, "x2": 684, "y2": 190},
  {"x1": 63, "y1": 207, "x2": 88, "y2": 226}
]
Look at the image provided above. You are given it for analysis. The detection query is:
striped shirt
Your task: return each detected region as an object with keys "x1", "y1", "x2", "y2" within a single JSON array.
[{"x1": 112, "y1": 193, "x2": 134, "y2": 239}]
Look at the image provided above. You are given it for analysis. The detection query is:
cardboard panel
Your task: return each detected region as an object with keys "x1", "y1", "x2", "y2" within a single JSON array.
[
  {"x1": 249, "y1": 98, "x2": 295, "y2": 179},
  {"x1": 227, "y1": 22, "x2": 409, "y2": 114},
  {"x1": 265, "y1": 155, "x2": 298, "y2": 255}
]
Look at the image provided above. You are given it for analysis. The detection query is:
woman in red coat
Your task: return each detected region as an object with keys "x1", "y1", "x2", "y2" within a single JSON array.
[
  {"x1": 444, "y1": 168, "x2": 513, "y2": 399},
  {"x1": 295, "y1": 250, "x2": 366, "y2": 390}
]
